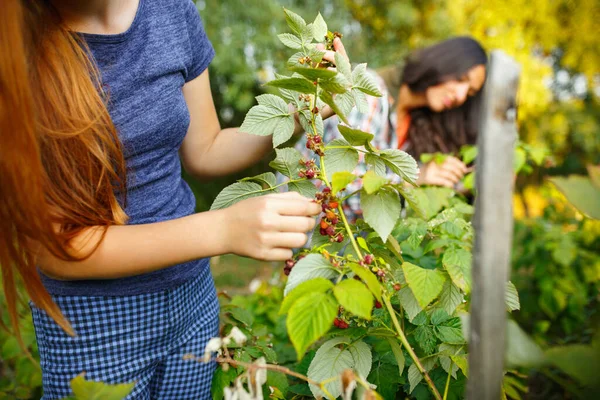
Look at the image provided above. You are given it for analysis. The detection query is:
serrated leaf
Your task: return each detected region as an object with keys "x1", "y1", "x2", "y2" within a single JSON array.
[
  {"x1": 273, "y1": 114, "x2": 296, "y2": 148},
  {"x1": 396, "y1": 185, "x2": 427, "y2": 219},
  {"x1": 278, "y1": 33, "x2": 303, "y2": 49},
  {"x1": 210, "y1": 181, "x2": 271, "y2": 210},
  {"x1": 334, "y1": 52, "x2": 352, "y2": 82},
  {"x1": 323, "y1": 138, "x2": 359, "y2": 181},
  {"x1": 352, "y1": 63, "x2": 382, "y2": 97},
  {"x1": 284, "y1": 254, "x2": 339, "y2": 295},
  {"x1": 71, "y1": 374, "x2": 135, "y2": 400},
  {"x1": 408, "y1": 363, "x2": 423, "y2": 394},
  {"x1": 255, "y1": 93, "x2": 287, "y2": 108},
  {"x1": 267, "y1": 77, "x2": 317, "y2": 94},
  {"x1": 442, "y1": 248, "x2": 472, "y2": 293},
  {"x1": 549, "y1": 175, "x2": 600, "y2": 219},
  {"x1": 362, "y1": 187, "x2": 401, "y2": 241},
  {"x1": 283, "y1": 8, "x2": 307, "y2": 36},
  {"x1": 440, "y1": 355, "x2": 459, "y2": 379},
  {"x1": 349, "y1": 263, "x2": 382, "y2": 302},
  {"x1": 288, "y1": 179, "x2": 318, "y2": 198},
  {"x1": 452, "y1": 355, "x2": 469, "y2": 377},
  {"x1": 289, "y1": 66, "x2": 337, "y2": 81},
  {"x1": 460, "y1": 145, "x2": 478, "y2": 165},
  {"x1": 386, "y1": 337, "x2": 406, "y2": 375},
  {"x1": 430, "y1": 309, "x2": 451, "y2": 325},
  {"x1": 335, "y1": 91, "x2": 355, "y2": 118},
  {"x1": 414, "y1": 325, "x2": 437, "y2": 354},
  {"x1": 402, "y1": 262, "x2": 446, "y2": 309},
  {"x1": 379, "y1": 149, "x2": 419, "y2": 184},
  {"x1": 505, "y1": 281, "x2": 520, "y2": 311},
  {"x1": 240, "y1": 95, "x2": 295, "y2": 146},
  {"x1": 320, "y1": 73, "x2": 351, "y2": 94},
  {"x1": 435, "y1": 318, "x2": 465, "y2": 344},
  {"x1": 334, "y1": 279, "x2": 373, "y2": 319},
  {"x1": 337, "y1": 125, "x2": 374, "y2": 146},
  {"x1": 365, "y1": 153, "x2": 387, "y2": 176},
  {"x1": 353, "y1": 89, "x2": 369, "y2": 114},
  {"x1": 319, "y1": 89, "x2": 349, "y2": 124},
  {"x1": 240, "y1": 172, "x2": 277, "y2": 188},
  {"x1": 270, "y1": 147, "x2": 303, "y2": 178},
  {"x1": 312, "y1": 13, "x2": 328, "y2": 42},
  {"x1": 439, "y1": 280, "x2": 464, "y2": 316},
  {"x1": 288, "y1": 291, "x2": 338, "y2": 359},
  {"x1": 398, "y1": 286, "x2": 423, "y2": 321},
  {"x1": 307, "y1": 337, "x2": 372, "y2": 398},
  {"x1": 363, "y1": 170, "x2": 388, "y2": 194},
  {"x1": 280, "y1": 278, "x2": 334, "y2": 314},
  {"x1": 332, "y1": 171, "x2": 355, "y2": 195}
]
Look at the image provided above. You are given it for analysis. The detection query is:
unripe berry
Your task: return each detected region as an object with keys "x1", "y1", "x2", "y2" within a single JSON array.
[
  {"x1": 376, "y1": 269, "x2": 386, "y2": 278},
  {"x1": 305, "y1": 169, "x2": 316, "y2": 179},
  {"x1": 325, "y1": 225, "x2": 335, "y2": 236},
  {"x1": 374, "y1": 301, "x2": 382, "y2": 309},
  {"x1": 320, "y1": 220, "x2": 329, "y2": 229},
  {"x1": 322, "y1": 187, "x2": 331, "y2": 194},
  {"x1": 363, "y1": 254, "x2": 374, "y2": 265},
  {"x1": 335, "y1": 233, "x2": 344, "y2": 243},
  {"x1": 329, "y1": 201, "x2": 339, "y2": 209},
  {"x1": 393, "y1": 283, "x2": 402, "y2": 291}
]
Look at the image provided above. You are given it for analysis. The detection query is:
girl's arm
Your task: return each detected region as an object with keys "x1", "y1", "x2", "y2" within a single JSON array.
[{"x1": 38, "y1": 192, "x2": 319, "y2": 280}]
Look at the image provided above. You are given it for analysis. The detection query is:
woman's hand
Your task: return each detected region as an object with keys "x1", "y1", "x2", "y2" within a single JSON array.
[
  {"x1": 317, "y1": 37, "x2": 349, "y2": 67},
  {"x1": 417, "y1": 156, "x2": 468, "y2": 188},
  {"x1": 222, "y1": 192, "x2": 320, "y2": 261}
]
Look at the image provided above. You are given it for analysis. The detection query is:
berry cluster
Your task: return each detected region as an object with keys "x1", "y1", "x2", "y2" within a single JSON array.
[
  {"x1": 315, "y1": 188, "x2": 343, "y2": 242},
  {"x1": 325, "y1": 31, "x2": 343, "y2": 51},
  {"x1": 333, "y1": 318, "x2": 349, "y2": 329},
  {"x1": 305, "y1": 133, "x2": 324, "y2": 156},
  {"x1": 283, "y1": 259, "x2": 296, "y2": 276},
  {"x1": 298, "y1": 56, "x2": 312, "y2": 65},
  {"x1": 297, "y1": 159, "x2": 318, "y2": 180}
]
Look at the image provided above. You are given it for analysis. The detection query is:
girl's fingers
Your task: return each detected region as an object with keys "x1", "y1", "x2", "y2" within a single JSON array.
[
  {"x1": 333, "y1": 38, "x2": 348, "y2": 59},
  {"x1": 268, "y1": 232, "x2": 309, "y2": 249},
  {"x1": 274, "y1": 198, "x2": 322, "y2": 217},
  {"x1": 263, "y1": 248, "x2": 294, "y2": 261},
  {"x1": 276, "y1": 216, "x2": 317, "y2": 233},
  {"x1": 445, "y1": 156, "x2": 468, "y2": 174}
]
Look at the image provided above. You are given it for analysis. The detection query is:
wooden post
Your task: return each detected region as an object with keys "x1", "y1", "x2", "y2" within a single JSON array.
[{"x1": 468, "y1": 50, "x2": 520, "y2": 400}]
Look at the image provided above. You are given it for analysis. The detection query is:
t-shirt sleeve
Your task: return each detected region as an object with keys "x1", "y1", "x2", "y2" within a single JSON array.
[{"x1": 182, "y1": 0, "x2": 215, "y2": 82}]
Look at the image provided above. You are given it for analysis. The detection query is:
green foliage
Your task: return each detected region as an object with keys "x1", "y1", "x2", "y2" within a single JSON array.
[{"x1": 65, "y1": 374, "x2": 135, "y2": 400}]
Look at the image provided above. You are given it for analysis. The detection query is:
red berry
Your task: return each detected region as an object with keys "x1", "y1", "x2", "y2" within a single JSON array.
[
  {"x1": 335, "y1": 233, "x2": 344, "y2": 243},
  {"x1": 285, "y1": 259, "x2": 295, "y2": 269},
  {"x1": 323, "y1": 187, "x2": 331, "y2": 194},
  {"x1": 393, "y1": 284, "x2": 402, "y2": 291},
  {"x1": 305, "y1": 169, "x2": 316, "y2": 179},
  {"x1": 325, "y1": 226, "x2": 335, "y2": 236},
  {"x1": 375, "y1": 301, "x2": 382, "y2": 309},
  {"x1": 331, "y1": 217, "x2": 339, "y2": 225},
  {"x1": 312, "y1": 106, "x2": 319, "y2": 114},
  {"x1": 329, "y1": 201, "x2": 339, "y2": 209},
  {"x1": 284, "y1": 267, "x2": 291, "y2": 276},
  {"x1": 319, "y1": 228, "x2": 328, "y2": 236},
  {"x1": 376, "y1": 269, "x2": 386, "y2": 278},
  {"x1": 321, "y1": 203, "x2": 329, "y2": 212},
  {"x1": 364, "y1": 254, "x2": 374, "y2": 265},
  {"x1": 313, "y1": 136, "x2": 322, "y2": 144}
]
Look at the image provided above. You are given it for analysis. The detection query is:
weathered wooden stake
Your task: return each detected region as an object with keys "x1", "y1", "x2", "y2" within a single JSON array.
[{"x1": 468, "y1": 50, "x2": 521, "y2": 400}]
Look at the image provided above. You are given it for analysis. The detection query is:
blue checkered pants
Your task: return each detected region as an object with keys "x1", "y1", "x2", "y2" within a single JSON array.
[{"x1": 30, "y1": 270, "x2": 220, "y2": 399}]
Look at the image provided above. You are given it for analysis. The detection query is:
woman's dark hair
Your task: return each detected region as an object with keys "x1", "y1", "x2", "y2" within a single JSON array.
[{"x1": 401, "y1": 37, "x2": 487, "y2": 159}]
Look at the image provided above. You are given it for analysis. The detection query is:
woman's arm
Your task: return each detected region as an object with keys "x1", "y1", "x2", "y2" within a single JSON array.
[{"x1": 38, "y1": 192, "x2": 319, "y2": 280}]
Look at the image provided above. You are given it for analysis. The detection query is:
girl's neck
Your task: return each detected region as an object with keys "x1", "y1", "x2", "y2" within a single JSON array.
[
  {"x1": 51, "y1": 0, "x2": 139, "y2": 35},
  {"x1": 395, "y1": 84, "x2": 428, "y2": 119}
]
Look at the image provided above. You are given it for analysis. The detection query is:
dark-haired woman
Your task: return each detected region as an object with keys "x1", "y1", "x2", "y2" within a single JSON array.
[{"x1": 296, "y1": 37, "x2": 487, "y2": 208}]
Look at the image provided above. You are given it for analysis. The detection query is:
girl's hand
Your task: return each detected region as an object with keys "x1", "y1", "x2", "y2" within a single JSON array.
[
  {"x1": 223, "y1": 192, "x2": 320, "y2": 261},
  {"x1": 417, "y1": 156, "x2": 468, "y2": 188},
  {"x1": 316, "y1": 38, "x2": 349, "y2": 68}
]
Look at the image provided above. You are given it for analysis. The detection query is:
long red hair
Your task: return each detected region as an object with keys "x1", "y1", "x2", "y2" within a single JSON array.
[{"x1": 0, "y1": 0, "x2": 128, "y2": 341}]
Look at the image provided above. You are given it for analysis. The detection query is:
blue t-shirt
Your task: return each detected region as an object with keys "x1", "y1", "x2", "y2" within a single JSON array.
[{"x1": 41, "y1": 0, "x2": 215, "y2": 296}]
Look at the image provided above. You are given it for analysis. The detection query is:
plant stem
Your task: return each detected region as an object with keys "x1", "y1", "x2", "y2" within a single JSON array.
[
  {"x1": 443, "y1": 363, "x2": 452, "y2": 400},
  {"x1": 187, "y1": 354, "x2": 337, "y2": 400},
  {"x1": 382, "y1": 296, "x2": 442, "y2": 400}
]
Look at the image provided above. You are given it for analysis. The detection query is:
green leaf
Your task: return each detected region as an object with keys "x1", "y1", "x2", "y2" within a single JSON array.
[
  {"x1": 352, "y1": 63, "x2": 382, "y2": 97},
  {"x1": 362, "y1": 170, "x2": 388, "y2": 195},
  {"x1": 442, "y1": 248, "x2": 472, "y2": 293},
  {"x1": 210, "y1": 181, "x2": 271, "y2": 210},
  {"x1": 331, "y1": 171, "x2": 355, "y2": 195},
  {"x1": 439, "y1": 280, "x2": 464, "y2": 316},
  {"x1": 288, "y1": 291, "x2": 338, "y2": 359},
  {"x1": 337, "y1": 125, "x2": 375, "y2": 146},
  {"x1": 240, "y1": 95, "x2": 295, "y2": 148},
  {"x1": 323, "y1": 139, "x2": 359, "y2": 181},
  {"x1": 267, "y1": 371, "x2": 289, "y2": 397},
  {"x1": 434, "y1": 319, "x2": 465, "y2": 344},
  {"x1": 408, "y1": 364, "x2": 423, "y2": 394},
  {"x1": 505, "y1": 281, "x2": 520, "y2": 311},
  {"x1": 365, "y1": 153, "x2": 387, "y2": 176},
  {"x1": 289, "y1": 66, "x2": 337, "y2": 81},
  {"x1": 402, "y1": 262, "x2": 446, "y2": 309},
  {"x1": 280, "y1": 278, "x2": 334, "y2": 314},
  {"x1": 335, "y1": 52, "x2": 352, "y2": 82},
  {"x1": 277, "y1": 33, "x2": 302, "y2": 49},
  {"x1": 336, "y1": 91, "x2": 356, "y2": 118},
  {"x1": 505, "y1": 320, "x2": 547, "y2": 368},
  {"x1": 385, "y1": 337, "x2": 406, "y2": 375},
  {"x1": 240, "y1": 172, "x2": 277, "y2": 188},
  {"x1": 514, "y1": 147, "x2": 527, "y2": 172},
  {"x1": 367, "y1": 363, "x2": 402, "y2": 399},
  {"x1": 362, "y1": 187, "x2": 401, "y2": 241},
  {"x1": 353, "y1": 89, "x2": 369, "y2": 114},
  {"x1": 266, "y1": 77, "x2": 317, "y2": 94},
  {"x1": 333, "y1": 279, "x2": 373, "y2": 319},
  {"x1": 70, "y1": 374, "x2": 135, "y2": 400},
  {"x1": 312, "y1": 13, "x2": 328, "y2": 41},
  {"x1": 460, "y1": 145, "x2": 478, "y2": 165},
  {"x1": 269, "y1": 147, "x2": 303, "y2": 178},
  {"x1": 212, "y1": 365, "x2": 238, "y2": 400},
  {"x1": 320, "y1": 73, "x2": 351, "y2": 94},
  {"x1": 288, "y1": 180, "x2": 318, "y2": 198},
  {"x1": 307, "y1": 337, "x2": 372, "y2": 398},
  {"x1": 319, "y1": 90, "x2": 349, "y2": 124},
  {"x1": 414, "y1": 325, "x2": 437, "y2": 354},
  {"x1": 549, "y1": 175, "x2": 600, "y2": 219},
  {"x1": 452, "y1": 355, "x2": 469, "y2": 377},
  {"x1": 398, "y1": 286, "x2": 423, "y2": 322},
  {"x1": 283, "y1": 8, "x2": 306, "y2": 36},
  {"x1": 396, "y1": 185, "x2": 427, "y2": 219},
  {"x1": 284, "y1": 254, "x2": 338, "y2": 295},
  {"x1": 430, "y1": 309, "x2": 451, "y2": 325},
  {"x1": 379, "y1": 149, "x2": 419, "y2": 184},
  {"x1": 227, "y1": 306, "x2": 254, "y2": 326},
  {"x1": 546, "y1": 344, "x2": 600, "y2": 386},
  {"x1": 350, "y1": 263, "x2": 382, "y2": 302}
]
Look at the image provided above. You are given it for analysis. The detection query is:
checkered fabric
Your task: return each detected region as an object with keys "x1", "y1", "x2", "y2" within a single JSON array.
[{"x1": 31, "y1": 267, "x2": 220, "y2": 400}]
